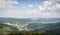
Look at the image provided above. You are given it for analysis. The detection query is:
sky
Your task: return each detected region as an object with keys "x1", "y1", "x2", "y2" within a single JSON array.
[{"x1": 0, "y1": 0, "x2": 60, "y2": 18}]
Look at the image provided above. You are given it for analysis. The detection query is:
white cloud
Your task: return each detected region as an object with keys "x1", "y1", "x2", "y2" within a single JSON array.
[
  {"x1": 0, "y1": 0, "x2": 60, "y2": 18},
  {"x1": 0, "y1": 9, "x2": 23, "y2": 18},
  {"x1": 39, "y1": 0, "x2": 60, "y2": 12},
  {"x1": 53, "y1": 0, "x2": 60, "y2": 4},
  {"x1": 40, "y1": 12, "x2": 59, "y2": 18},
  {"x1": 28, "y1": 4, "x2": 34, "y2": 8},
  {"x1": 26, "y1": 9, "x2": 41, "y2": 15},
  {"x1": 0, "y1": 0, "x2": 19, "y2": 8},
  {"x1": 38, "y1": 0, "x2": 60, "y2": 18}
]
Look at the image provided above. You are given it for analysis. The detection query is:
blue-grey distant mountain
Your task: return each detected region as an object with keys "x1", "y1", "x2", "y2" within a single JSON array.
[{"x1": 0, "y1": 17, "x2": 60, "y2": 24}]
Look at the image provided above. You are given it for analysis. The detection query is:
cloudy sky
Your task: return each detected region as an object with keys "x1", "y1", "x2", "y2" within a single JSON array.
[{"x1": 0, "y1": 0, "x2": 60, "y2": 18}]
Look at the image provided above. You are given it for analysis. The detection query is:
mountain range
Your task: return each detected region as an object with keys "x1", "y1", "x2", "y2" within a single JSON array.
[{"x1": 0, "y1": 17, "x2": 60, "y2": 35}]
